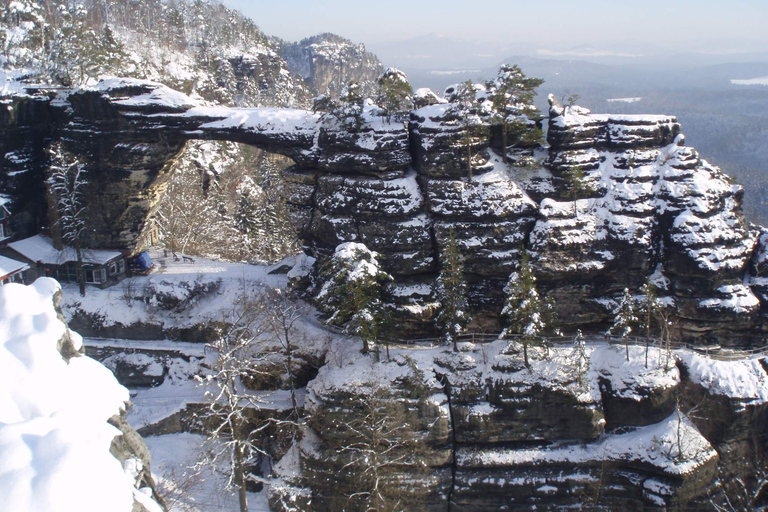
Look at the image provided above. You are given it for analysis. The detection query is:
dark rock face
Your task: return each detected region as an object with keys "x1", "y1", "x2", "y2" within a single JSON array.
[
  {"x1": 275, "y1": 343, "x2": 742, "y2": 512},
  {"x1": 2, "y1": 79, "x2": 766, "y2": 343}
]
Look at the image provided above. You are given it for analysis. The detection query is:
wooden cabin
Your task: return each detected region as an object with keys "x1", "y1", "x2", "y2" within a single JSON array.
[{"x1": 5, "y1": 235, "x2": 127, "y2": 288}]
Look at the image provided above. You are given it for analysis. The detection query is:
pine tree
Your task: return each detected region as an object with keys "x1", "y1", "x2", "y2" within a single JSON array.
[
  {"x1": 0, "y1": 0, "x2": 46, "y2": 69},
  {"x1": 639, "y1": 280, "x2": 660, "y2": 368},
  {"x1": 451, "y1": 80, "x2": 484, "y2": 180},
  {"x1": 376, "y1": 67, "x2": 412, "y2": 122},
  {"x1": 608, "y1": 288, "x2": 638, "y2": 361},
  {"x1": 573, "y1": 329, "x2": 589, "y2": 384},
  {"x1": 486, "y1": 64, "x2": 544, "y2": 165},
  {"x1": 500, "y1": 248, "x2": 551, "y2": 367},
  {"x1": 435, "y1": 228, "x2": 469, "y2": 352},
  {"x1": 316, "y1": 243, "x2": 391, "y2": 354},
  {"x1": 336, "y1": 80, "x2": 365, "y2": 128}
]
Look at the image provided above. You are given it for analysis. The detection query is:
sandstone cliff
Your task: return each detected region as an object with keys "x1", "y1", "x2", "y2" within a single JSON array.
[{"x1": 1, "y1": 78, "x2": 766, "y2": 344}]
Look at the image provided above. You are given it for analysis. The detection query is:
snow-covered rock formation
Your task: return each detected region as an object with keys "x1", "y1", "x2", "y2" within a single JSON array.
[
  {"x1": 269, "y1": 340, "x2": 768, "y2": 511},
  {"x1": 280, "y1": 33, "x2": 383, "y2": 100},
  {"x1": 0, "y1": 279, "x2": 163, "y2": 512},
  {"x1": 1, "y1": 78, "x2": 766, "y2": 343}
]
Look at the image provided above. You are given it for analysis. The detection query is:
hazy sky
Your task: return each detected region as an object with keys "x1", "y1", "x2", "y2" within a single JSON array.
[{"x1": 223, "y1": 0, "x2": 768, "y2": 52}]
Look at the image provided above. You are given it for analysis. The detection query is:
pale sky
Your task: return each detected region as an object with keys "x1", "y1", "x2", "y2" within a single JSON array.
[{"x1": 223, "y1": 0, "x2": 768, "y2": 52}]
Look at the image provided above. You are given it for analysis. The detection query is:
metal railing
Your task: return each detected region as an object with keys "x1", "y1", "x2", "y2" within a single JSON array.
[{"x1": 376, "y1": 332, "x2": 768, "y2": 361}]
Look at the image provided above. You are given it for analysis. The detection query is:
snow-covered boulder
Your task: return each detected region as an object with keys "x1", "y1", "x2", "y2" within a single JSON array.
[{"x1": 0, "y1": 279, "x2": 163, "y2": 512}]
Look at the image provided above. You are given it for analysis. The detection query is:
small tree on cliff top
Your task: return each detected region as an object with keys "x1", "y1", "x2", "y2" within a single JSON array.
[
  {"x1": 607, "y1": 288, "x2": 638, "y2": 361},
  {"x1": 501, "y1": 247, "x2": 555, "y2": 367},
  {"x1": 451, "y1": 80, "x2": 485, "y2": 180},
  {"x1": 435, "y1": 228, "x2": 469, "y2": 352},
  {"x1": 376, "y1": 67, "x2": 413, "y2": 122},
  {"x1": 316, "y1": 242, "x2": 391, "y2": 354},
  {"x1": 486, "y1": 64, "x2": 544, "y2": 165}
]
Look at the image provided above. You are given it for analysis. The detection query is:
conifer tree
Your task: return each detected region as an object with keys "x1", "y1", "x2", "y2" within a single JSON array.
[
  {"x1": 486, "y1": 64, "x2": 544, "y2": 165},
  {"x1": 500, "y1": 247, "x2": 552, "y2": 367},
  {"x1": 639, "y1": 280, "x2": 661, "y2": 368},
  {"x1": 316, "y1": 243, "x2": 391, "y2": 354},
  {"x1": 608, "y1": 288, "x2": 638, "y2": 361},
  {"x1": 376, "y1": 67, "x2": 412, "y2": 122},
  {"x1": 573, "y1": 329, "x2": 589, "y2": 384},
  {"x1": 451, "y1": 80, "x2": 484, "y2": 180},
  {"x1": 0, "y1": 0, "x2": 45, "y2": 69},
  {"x1": 435, "y1": 228, "x2": 469, "y2": 352},
  {"x1": 337, "y1": 80, "x2": 365, "y2": 128}
]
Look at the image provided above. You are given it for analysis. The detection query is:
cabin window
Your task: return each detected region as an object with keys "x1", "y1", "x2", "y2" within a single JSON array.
[
  {"x1": 84, "y1": 268, "x2": 101, "y2": 284},
  {"x1": 108, "y1": 258, "x2": 126, "y2": 276}
]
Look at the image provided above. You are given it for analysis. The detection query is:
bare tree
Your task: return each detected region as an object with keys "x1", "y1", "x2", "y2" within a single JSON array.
[
  {"x1": 711, "y1": 434, "x2": 768, "y2": 511},
  {"x1": 196, "y1": 294, "x2": 271, "y2": 512},
  {"x1": 263, "y1": 287, "x2": 308, "y2": 430},
  {"x1": 48, "y1": 141, "x2": 87, "y2": 296},
  {"x1": 333, "y1": 387, "x2": 427, "y2": 512}
]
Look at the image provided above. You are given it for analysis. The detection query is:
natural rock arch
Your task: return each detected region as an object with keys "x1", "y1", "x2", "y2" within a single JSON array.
[{"x1": 1, "y1": 78, "x2": 765, "y2": 344}]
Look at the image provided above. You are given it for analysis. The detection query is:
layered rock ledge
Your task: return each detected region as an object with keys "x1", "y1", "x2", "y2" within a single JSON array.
[{"x1": 2, "y1": 78, "x2": 767, "y2": 343}]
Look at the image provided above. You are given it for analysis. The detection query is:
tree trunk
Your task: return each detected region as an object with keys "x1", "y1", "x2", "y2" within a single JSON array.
[
  {"x1": 234, "y1": 446, "x2": 248, "y2": 512},
  {"x1": 523, "y1": 338, "x2": 529, "y2": 368},
  {"x1": 501, "y1": 125, "x2": 508, "y2": 164},
  {"x1": 467, "y1": 141, "x2": 473, "y2": 181},
  {"x1": 76, "y1": 244, "x2": 86, "y2": 297},
  {"x1": 232, "y1": 419, "x2": 249, "y2": 512},
  {"x1": 285, "y1": 333, "x2": 298, "y2": 420}
]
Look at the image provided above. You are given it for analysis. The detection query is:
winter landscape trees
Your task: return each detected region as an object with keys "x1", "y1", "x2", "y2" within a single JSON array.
[
  {"x1": 500, "y1": 248, "x2": 555, "y2": 367},
  {"x1": 47, "y1": 142, "x2": 87, "y2": 296},
  {"x1": 486, "y1": 64, "x2": 544, "y2": 165},
  {"x1": 435, "y1": 228, "x2": 469, "y2": 351},
  {"x1": 316, "y1": 242, "x2": 392, "y2": 354}
]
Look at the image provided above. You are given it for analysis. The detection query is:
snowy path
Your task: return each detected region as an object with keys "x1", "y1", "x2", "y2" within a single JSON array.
[{"x1": 85, "y1": 337, "x2": 207, "y2": 356}]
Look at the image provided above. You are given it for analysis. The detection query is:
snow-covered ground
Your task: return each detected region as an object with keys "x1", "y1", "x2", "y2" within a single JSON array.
[
  {"x1": 60, "y1": 249, "x2": 291, "y2": 329},
  {"x1": 145, "y1": 433, "x2": 271, "y2": 512}
]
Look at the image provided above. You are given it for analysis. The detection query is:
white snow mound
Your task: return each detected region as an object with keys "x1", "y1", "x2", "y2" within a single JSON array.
[{"x1": 0, "y1": 279, "x2": 137, "y2": 512}]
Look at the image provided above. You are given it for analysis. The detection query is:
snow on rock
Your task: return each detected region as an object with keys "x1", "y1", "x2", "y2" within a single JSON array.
[
  {"x1": 698, "y1": 284, "x2": 760, "y2": 313},
  {"x1": 459, "y1": 411, "x2": 716, "y2": 476},
  {"x1": 677, "y1": 351, "x2": 768, "y2": 404},
  {"x1": 90, "y1": 77, "x2": 201, "y2": 110},
  {"x1": 193, "y1": 106, "x2": 319, "y2": 133},
  {"x1": 0, "y1": 279, "x2": 146, "y2": 512}
]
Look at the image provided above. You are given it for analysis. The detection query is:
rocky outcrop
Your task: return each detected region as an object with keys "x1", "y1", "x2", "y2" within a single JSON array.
[
  {"x1": 2, "y1": 79, "x2": 766, "y2": 343},
  {"x1": 280, "y1": 33, "x2": 383, "y2": 100},
  {"x1": 270, "y1": 342, "x2": 744, "y2": 511}
]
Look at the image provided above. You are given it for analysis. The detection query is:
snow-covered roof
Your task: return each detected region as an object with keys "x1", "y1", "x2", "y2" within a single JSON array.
[
  {"x1": 8, "y1": 235, "x2": 123, "y2": 265},
  {"x1": 0, "y1": 255, "x2": 28, "y2": 277}
]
